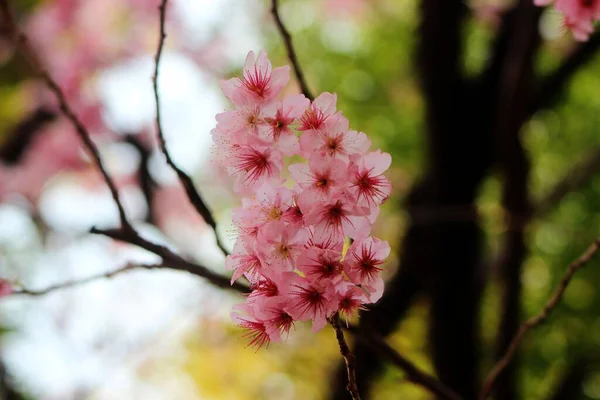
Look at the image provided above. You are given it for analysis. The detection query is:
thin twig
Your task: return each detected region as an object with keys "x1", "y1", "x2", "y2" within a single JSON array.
[
  {"x1": 152, "y1": 0, "x2": 229, "y2": 256},
  {"x1": 331, "y1": 313, "x2": 361, "y2": 400},
  {"x1": 270, "y1": 0, "x2": 314, "y2": 100},
  {"x1": 11, "y1": 263, "x2": 162, "y2": 297},
  {"x1": 91, "y1": 227, "x2": 249, "y2": 293},
  {"x1": 347, "y1": 327, "x2": 463, "y2": 400},
  {"x1": 480, "y1": 238, "x2": 600, "y2": 400},
  {"x1": 535, "y1": 146, "x2": 600, "y2": 218},
  {"x1": 0, "y1": 0, "x2": 131, "y2": 231}
]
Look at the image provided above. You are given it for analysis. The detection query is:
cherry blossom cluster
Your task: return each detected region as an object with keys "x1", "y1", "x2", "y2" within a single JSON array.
[
  {"x1": 535, "y1": 0, "x2": 600, "y2": 41},
  {"x1": 211, "y1": 50, "x2": 392, "y2": 348}
]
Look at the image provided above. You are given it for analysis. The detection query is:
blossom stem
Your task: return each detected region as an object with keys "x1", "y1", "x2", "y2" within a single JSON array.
[{"x1": 331, "y1": 313, "x2": 361, "y2": 400}]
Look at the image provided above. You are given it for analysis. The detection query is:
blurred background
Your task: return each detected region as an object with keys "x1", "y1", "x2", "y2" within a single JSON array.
[{"x1": 1, "y1": 0, "x2": 600, "y2": 399}]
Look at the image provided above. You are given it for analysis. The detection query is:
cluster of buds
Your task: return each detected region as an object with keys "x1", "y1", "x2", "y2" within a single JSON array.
[{"x1": 211, "y1": 50, "x2": 391, "y2": 348}]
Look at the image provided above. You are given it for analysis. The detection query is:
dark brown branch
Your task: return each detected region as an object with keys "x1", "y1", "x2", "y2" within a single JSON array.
[
  {"x1": 530, "y1": 33, "x2": 600, "y2": 115},
  {"x1": 331, "y1": 314, "x2": 361, "y2": 400},
  {"x1": 124, "y1": 134, "x2": 157, "y2": 224},
  {"x1": 270, "y1": 0, "x2": 314, "y2": 100},
  {"x1": 91, "y1": 227, "x2": 249, "y2": 293},
  {"x1": 535, "y1": 145, "x2": 600, "y2": 218},
  {"x1": 11, "y1": 263, "x2": 162, "y2": 297},
  {"x1": 346, "y1": 327, "x2": 463, "y2": 400},
  {"x1": 0, "y1": 107, "x2": 56, "y2": 164},
  {"x1": 480, "y1": 238, "x2": 600, "y2": 400},
  {"x1": 0, "y1": 0, "x2": 131, "y2": 231},
  {"x1": 152, "y1": 0, "x2": 229, "y2": 256}
]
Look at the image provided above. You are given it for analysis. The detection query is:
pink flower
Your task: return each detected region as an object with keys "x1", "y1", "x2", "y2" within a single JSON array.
[
  {"x1": 298, "y1": 92, "x2": 338, "y2": 131},
  {"x1": 563, "y1": 15, "x2": 595, "y2": 41},
  {"x1": 257, "y1": 94, "x2": 310, "y2": 155},
  {"x1": 302, "y1": 191, "x2": 371, "y2": 241},
  {"x1": 215, "y1": 105, "x2": 263, "y2": 140},
  {"x1": 297, "y1": 247, "x2": 344, "y2": 283},
  {"x1": 346, "y1": 237, "x2": 389, "y2": 282},
  {"x1": 335, "y1": 281, "x2": 367, "y2": 321},
  {"x1": 345, "y1": 237, "x2": 389, "y2": 303},
  {"x1": 257, "y1": 297, "x2": 296, "y2": 340},
  {"x1": 231, "y1": 302, "x2": 272, "y2": 350},
  {"x1": 228, "y1": 144, "x2": 283, "y2": 194},
  {"x1": 289, "y1": 155, "x2": 349, "y2": 200},
  {"x1": 254, "y1": 184, "x2": 295, "y2": 225},
  {"x1": 258, "y1": 221, "x2": 309, "y2": 270},
  {"x1": 287, "y1": 280, "x2": 337, "y2": 332},
  {"x1": 300, "y1": 116, "x2": 371, "y2": 160},
  {"x1": 221, "y1": 50, "x2": 290, "y2": 107},
  {"x1": 281, "y1": 193, "x2": 305, "y2": 227},
  {"x1": 0, "y1": 279, "x2": 12, "y2": 298},
  {"x1": 227, "y1": 236, "x2": 264, "y2": 283},
  {"x1": 534, "y1": 0, "x2": 600, "y2": 41},
  {"x1": 349, "y1": 150, "x2": 392, "y2": 207}
]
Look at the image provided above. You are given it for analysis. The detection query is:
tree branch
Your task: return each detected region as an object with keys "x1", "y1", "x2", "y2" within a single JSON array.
[
  {"x1": 11, "y1": 263, "x2": 162, "y2": 297},
  {"x1": 530, "y1": 33, "x2": 600, "y2": 116},
  {"x1": 331, "y1": 314, "x2": 361, "y2": 400},
  {"x1": 0, "y1": 107, "x2": 56, "y2": 164},
  {"x1": 0, "y1": 0, "x2": 131, "y2": 231},
  {"x1": 480, "y1": 238, "x2": 600, "y2": 400},
  {"x1": 123, "y1": 134, "x2": 157, "y2": 224},
  {"x1": 346, "y1": 327, "x2": 463, "y2": 400},
  {"x1": 91, "y1": 227, "x2": 249, "y2": 293},
  {"x1": 535, "y1": 145, "x2": 600, "y2": 218},
  {"x1": 152, "y1": 0, "x2": 229, "y2": 256},
  {"x1": 270, "y1": 0, "x2": 314, "y2": 100}
]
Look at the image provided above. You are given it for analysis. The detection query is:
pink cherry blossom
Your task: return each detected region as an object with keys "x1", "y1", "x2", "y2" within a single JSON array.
[
  {"x1": 229, "y1": 144, "x2": 283, "y2": 194},
  {"x1": 298, "y1": 92, "x2": 338, "y2": 131},
  {"x1": 297, "y1": 247, "x2": 344, "y2": 283},
  {"x1": 349, "y1": 150, "x2": 392, "y2": 206},
  {"x1": 335, "y1": 281, "x2": 367, "y2": 321},
  {"x1": 227, "y1": 236, "x2": 264, "y2": 283},
  {"x1": 231, "y1": 302, "x2": 273, "y2": 349},
  {"x1": 287, "y1": 280, "x2": 337, "y2": 332},
  {"x1": 300, "y1": 116, "x2": 371, "y2": 160},
  {"x1": 302, "y1": 191, "x2": 371, "y2": 241},
  {"x1": 257, "y1": 221, "x2": 309, "y2": 270},
  {"x1": 289, "y1": 155, "x2": 348, "y2": 200},
  {"x1": 221, "y1": 50, "x2": 290, "y2": 107},
  {"x1": 534, "y1": 0, "x2": 600, "y2": 41},
  {"x1": 257, "y1": 94, "x2": 309, "y2": 155},
  {"x1": 0, "y1": 280, "x2": 12, "y2": 298},
  {"x1": 345, "y1": 237, "x2": 390, "y2": 284}
]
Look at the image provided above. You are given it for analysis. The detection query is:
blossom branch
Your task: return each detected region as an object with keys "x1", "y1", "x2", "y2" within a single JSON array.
[
  {"x1": 91, "y1": 227, "x2": 249, "y2": 293},
  {"x1": 330, "y1": 314, "x2": 361, "y2": 400},
  {"x1": 348, "y1": 327, "x2": 463, "y2": 400},
  {"x1": 480, "y1": 238, "x2": 600, "y2": 400},
  {"x1": 0, "y1": 0, "x2": 131, "y2": 231},
  {"x1": 270, "y1": 0, "x2": 314, "y2": 100},
  {"x1": 11, "y1": 263, "x2": 163, "y2": 297},
  {"x1": 152, "y1": 0, "x2": 229, "y2": 256}
]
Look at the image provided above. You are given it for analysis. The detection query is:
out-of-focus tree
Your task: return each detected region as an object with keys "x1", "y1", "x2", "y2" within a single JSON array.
[{"x1": 2, "y1": 0, "x2": 600, "y2": 400}]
